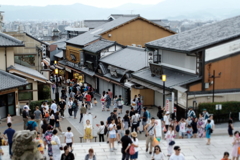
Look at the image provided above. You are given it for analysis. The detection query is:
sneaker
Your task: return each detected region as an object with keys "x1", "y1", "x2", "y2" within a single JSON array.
[
  {"x1": 146, "y1": 148, "x2": 148, "y2": 152},
  {"x1": 62, "y1": 116, "x2": 65, "y2": 118},
  {"x1": 113, "y1": 148, "x2": 117, "y2": 150}
]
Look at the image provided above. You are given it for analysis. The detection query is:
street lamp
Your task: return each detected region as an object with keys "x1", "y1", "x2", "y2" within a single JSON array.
[
  {"x1": 162, "y1": 74, "x2": 166, "y2": 107},
  {"x1": 54, "y1": 61, "x2": 59, "y2": 104},
  {"x1": 209, "y1": 70, "x2": 221, "y2": 102}
]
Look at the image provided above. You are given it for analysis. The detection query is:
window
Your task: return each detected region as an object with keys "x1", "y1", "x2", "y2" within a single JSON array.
[
  {"x1": 153, "y1": 50, "x2": 161, "y2": 63},
  {"x1": 15, "y1": 55, "x2": 35, "y2": 67},
  {"x1": 18, "y1": 83, "x2": 33, "y2": 101}
]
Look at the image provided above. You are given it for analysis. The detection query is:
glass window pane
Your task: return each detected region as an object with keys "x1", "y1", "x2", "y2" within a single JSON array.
[
  {"x1": 14, "y1": 55, "x2": 35, "y2": 67},
  {"x1": 8, "y1": 105, "x2": 15, "y2": 115},
  {"x1": 18, "y1": 92, "x2": 33, "y2": 101},
  {"x1": 0, "y1": 95, "x2": 7, "y2": 118},
  {"x1": 8, "y1": 93, "x2": 14, "y2": 105},
  {"x1": 26, "y1": 84, "x2": 32, "y2": 90}
]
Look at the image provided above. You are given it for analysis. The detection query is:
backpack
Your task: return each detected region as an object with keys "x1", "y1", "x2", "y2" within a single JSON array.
[
  {"x1": 27, "y1": 121, "x2": 35, "y2": 131},
  {"x1": 72, "y1": 102, "x2": 77, "y2": 109},
  {"x1": 45, "y1": 112, "x2": 49, "y2": 118},
  {"x1": 146, "y1": 110, "x2": 151, "y2": 119},
  {"x1": 129, "y1": 145, "x2": 136, "y2": 155},
  {"x1": 176, "y1": 125, "x2": 180, "y2": 132}
]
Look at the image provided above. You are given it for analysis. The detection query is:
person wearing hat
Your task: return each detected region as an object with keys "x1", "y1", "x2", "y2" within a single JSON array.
[
  {"x1": 144, "y1": 117, "x2": 156, "y2": 155},
  {"x1": 129, "y1": 132, "x2": 139, "y2": 160},
  {"x1": 163, "y1": 111, "x2": 171, "y2": 132},
  {"x1": 22, "y1": 106, "x2": 29, "y2": 130},
  {"x1": 169, "y1": 146, "x2": 185, "y2": 160},
  {"x1": 187, "y1": 107, "x2": 196, "y2": 118},
  {"x1": 202, "y1": 109, "x2": 210, "y2": 120}
]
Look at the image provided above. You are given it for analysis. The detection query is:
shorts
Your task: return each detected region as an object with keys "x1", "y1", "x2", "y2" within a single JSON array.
[
  {"x1": 130, "y1": 151, "x2": 138, "y2": 159},
  {"x1": 67, "y1": 143, "x2": 72, "y2": 148},
  {"x1": 124, "y1": 121, "x2": 129, "y2": 129},
  {"x1": 55, "y1": 122, "x2": 60, "y2": 128},
  {"x1": 109, "y1": 134, "x2": 116, "y2": 139},
  {"x1": 118, "y1": 105, "x2": 123, "y2": 109},
  {"x1": 179, "y1": 131, "x2": 185, "y2": 137},
  {"x1": 142, "y1": 121, "x2": 147, "y2": 126}
]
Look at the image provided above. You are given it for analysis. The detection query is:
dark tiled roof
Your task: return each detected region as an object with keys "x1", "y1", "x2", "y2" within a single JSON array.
[
  {"x1": 83, "y1": 39, "x2": 115, "y2": 53},
  {"x1": 0, "y1": 32, "x2": 24, "y2": 47},
  {"x1": 84, "y1": 20, "x2": 111, "y2": 29},
  {"x1": 100, "y1": 46, "x2": 146, "y2": 72},
  {"x1": 0, "y1": 70, "x2": 28, "y2": 91},
  {"x1": 146, "y1": 15, "x2": 240, "y2": 52},
  {"x1": 132, "y1": 67, "x2": 201, "y2": 88}
]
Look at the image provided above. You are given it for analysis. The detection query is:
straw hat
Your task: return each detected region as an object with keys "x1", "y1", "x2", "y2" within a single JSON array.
[{"x1": 131, "y1": 132, "x2": 138, "y2": 138}]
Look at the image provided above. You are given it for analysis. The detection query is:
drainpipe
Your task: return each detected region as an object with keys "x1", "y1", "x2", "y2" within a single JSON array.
[{"x1": 5, "y1": 47, "x2": 7, "y2": 71}]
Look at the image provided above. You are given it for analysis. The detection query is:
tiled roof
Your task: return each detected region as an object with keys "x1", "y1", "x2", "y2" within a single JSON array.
[
  {"x1": 110, "y1": 14, "x2": 140, "y2": 19},
  {"x1": 132, "y1": 67, "x2": 201, "y2": 88},
  {"x1": 146, "y1": 15, "x2": 240, "y2": 52},
  {"x1": 149, "y1": 20, "x2": 168, "y2": 27},
  {"x1": 7, "y1": 64, "x2": 48, "y2": 81},
  {"x1": 83, "y1": 39, "x2": 116, "y2": 53},
  {"x1": 54, "y1": 51, "x2": 63, "y2": 58},
  {"x1": 67, "y1": 16, "x2": 138, "y2": 46},
  {"x1": 0, "y1": 70, "x2": 28, "y2": 91},
  {"x1": 100, "y1": 46, "x2": 147, "y2": 72},
  {"x1": 0, "y1": 32, "x2": 24, "y2": 47},
  {"x1": 84, "y1": 20, "x2": 111, "y2": 29}
]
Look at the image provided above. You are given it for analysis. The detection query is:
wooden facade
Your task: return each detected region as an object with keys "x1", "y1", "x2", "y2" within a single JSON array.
[
  {"x1": 131, "y1": 88, "x2": 154, "y2": 106},
  {"x1": 66, "y1": 45, "x2": 81, "y2": 63},
  {"x1": 101, "y1": 18, "x2": 174, "y2": 47}
]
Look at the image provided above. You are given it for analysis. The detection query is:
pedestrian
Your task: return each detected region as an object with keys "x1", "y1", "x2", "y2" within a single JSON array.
[
  {"x1": 187, "y1": 107, "x2": 196, "y2": 118},
  {"x1": 209, "y1": 115, "x2": 215, "y2": 130},
  {"x1": 44, "y1": 125, "x2": 54, "y2": 159},
  {"x1": 50, "y1": 100, "x2": 57, "y2": 114},
  {"x1": 222, "y1": 152, "x2": 230, "y2": 160},
  {"x1": 34, "y1": 106, "x2": 42, "y2": 132},
  {"x1": 116, "y1": 117, "x2": 123, "y2": 143},
  {"x1": 186, "y1": 125, "x2": 193, "y2": 138},
  {"x1": 197, "y1": 113, "x2": 205, "y2": 138},
  {"x1": 93, "y1": 98, "x2": 98, "y2": 107},
  {"x1": 69, "y1": 90, "x2": 75, "y2": 99},
  {"x1": 55, "y1": 112, "x2": 63, "y2": 133},
  {"x1": 151, "y1": 145, "x2": 164, "y2": 160},
  {"x1": 68, "y1": 98, "x2": 73, "y2": 117},
  {"x1": 228, "y1": 119, "x2": 234, "y2": 137},
  {"x1": 27, "y1": 116, "x2": 38, "y2": 131},
  {"x1": 61, "y1": 87, "x2": 66, "y2": 98},
  {"x1": 163, "y1": 111, "x2": 171, "y2": 132},
  {"x1": 144, "y1": 117, "x2": 156, "y2": 155},
  {"x1": 52, "y1": 83, "x2": 56, "y2": 94},
  {"x1": 186, "y1": 117, "x2": 192, "y2": 126},
  {"x1": 101, "y1": 91, "x2": 106, "y2": 111},
  {"x1": 80, "y1": 103, "x2": 87, "y2": 123},
  {"x1": 41, "y1": 119, "x2": 48, "y2": 149},
  {"x1": 84, "y1": 120, "x2": 93, "y2": 142},
  {"x1": 157, "y1": 106, "x2": 163, "y2": 120},
  {"x1": 49, "y1": 110, "x2": 55, "y2": 127},
  {"x1": 72, "y1": 99, "x2": 79, "y2": 119},
  {"x1": 109, "y1": 119, "x2": 117, "y2": 151},
  {"x1": 231, "y1": 131, "x2": 240, "y2": 160},
  {"x1": 205, "y1": 119, "x2": 212, "y2": 145},
  {"x1": 136, "y1": 98, "x2": 142, "y2": 115},
  {"x1": 51, "y1": 129, "x2": 62, "y2": 160},
  {"x1": 129, "y1": 132, "x2": 139, "y2": 160},
  {"x1": 191, "y1": 118, "x2": 198, "y2": 138},
  {"x1": 23, "y1": 102, "x2": 31, "y2": 114},
  {"x1": 22, "y1": 107, "x2": 29, "y2": 130},
  {"x1": 105, "y1": 92, "x2": 111, "y2": 111},
  {"x1": 0, "y1": 137, "x2": 4, "y2": 160},
  {"x1": 121, "y1": 129, "x2": 136, "y2": 160},
  {"x1": 108, "y1": 89, "x2": 113, "y2": 100},
  {"x1": 169, "y1": 146, "x2": 185, "y2": 160},
  {"x1": 3, "y1": 123, "x2": 15, "y2": 159},
  {"x1": 98, "y1": 121, "x2": 105, "y2": 142},
  {"x1": 59, "y1": 98, "x2": 66, "y2": 118},
  {"x1": 178, "y1": 118, "x2": 186, "y2": 139},
  {"x1": 117, "y1": 95, "x2": 123, "y2": 114},
  {"x1": 202, "y1": 109, "x2": 210, "y2": 120},
  {"x1": 130, "y1": 107, "x2": 135, "y2": 119},
  {"x1": 64, "y1": 127, "x2": 74, "y2": 152},
  {"x1": 131, "y1": 111, "x2": 140, "y2": 132},
  {"x1": 85, "y1": 92, "x2": 92, "y2": 110},
  {"x1": 42, "y1": 102, "x2": 49, "y2": 112},
  {"x1": 165, "y1": 125, "x2": 175, "y2": 156},
  {"x1": 123, "y1": 110, "x2": 130, "y2": 130},
  {"x1": 141, "y1": 108, "x2": 148, "y2": 133},
  {"x1": 131, "y1": 99, "x2": 137, "y2": 110},
  {"x1": 113, "y1": 95, "x2": 118, "y2": 110},
  {"x1": 7, "y1": 114, "x2": 12, "y2": 124},
  {"x1": 85, "y1": 148, "x2": 96, "y2": 160},
  {"x1": 61, "y1": 145, "x2": 75, "y2": 160}
]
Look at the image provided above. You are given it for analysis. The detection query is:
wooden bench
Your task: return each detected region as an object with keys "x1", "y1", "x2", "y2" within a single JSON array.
[{"x1": 79, "y1": 136, "x2": 97, "y2": 143}]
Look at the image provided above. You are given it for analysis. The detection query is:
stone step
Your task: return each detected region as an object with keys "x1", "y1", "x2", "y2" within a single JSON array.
[{"x1": 0, "y1": 136, "x2": 232, "y2": 160}]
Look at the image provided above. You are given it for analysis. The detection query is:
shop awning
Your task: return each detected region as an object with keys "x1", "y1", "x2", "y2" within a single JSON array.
[
  {"x1": 171, "y1": 86, "x2": 187, "y2": 92},
  {"x1": 124, "y1": 81, "x2": 136, "y2": 88},
  {"x1": 130, "y1": 78, "x2": 169, "y2": 94}
]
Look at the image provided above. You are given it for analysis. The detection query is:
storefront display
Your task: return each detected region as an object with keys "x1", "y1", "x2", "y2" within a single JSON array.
[{"x1": 73, "y1": 72, "x2": 84, "y2": 83}]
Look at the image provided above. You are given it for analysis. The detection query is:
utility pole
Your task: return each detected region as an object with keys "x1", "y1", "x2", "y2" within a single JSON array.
[{"x1": 209, "y1": 70, "x2": 221, "y2": 102}]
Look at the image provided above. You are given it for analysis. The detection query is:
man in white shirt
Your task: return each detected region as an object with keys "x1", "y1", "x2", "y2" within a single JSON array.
[
  {"x1": 23, "y1": 102, "x2": 31, "y2": 113},
  {"x1": 170, "y1": 146, "x2": 185, "y2": 160},
  {"x1": 50, "y1": 100, "x2": 57, "y2": 114},
  {"x1": 64, "y1": 127, "x2": 74, "y2": 152},
  {"x1": 163, "y1": 111, "x2": 171, "y2": 132}
]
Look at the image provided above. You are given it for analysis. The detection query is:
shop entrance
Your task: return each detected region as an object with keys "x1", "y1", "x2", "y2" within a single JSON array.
[{"x1": 0, "y1": 92, "x2": 16, "y2": 119}]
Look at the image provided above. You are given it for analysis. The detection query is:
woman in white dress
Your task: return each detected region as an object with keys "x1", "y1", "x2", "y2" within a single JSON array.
[
  {"x1": 51, "y1": 129, "x2": 62, "y2": 160},
  {"x1": 165, "y1": 125, "x2": 175, "y2": 157},
  {"x1": 151, "y1": 145, "x2": 164, "y2": 160}
]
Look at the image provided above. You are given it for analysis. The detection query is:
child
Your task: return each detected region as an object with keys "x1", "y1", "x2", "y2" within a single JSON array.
[
  {"x1": 101, "y1": 97, "x2": 105, "y2": 111},
  {"x1": 186, "y1": 125, "x2": 193, "y2": 138},
  {"x1": 36, "y1": 132, "x2": 44, "y2": 155},
  {"x1": 7, "y1": 114, "x2": 12, "y2": 124},
  {"x1": 0, "y1": 137, "x2": 4, "y2": 160},
  {"x1": 64, "y1": 127, "x2": 74, "y2": 152},
  {"x1": 93, "y1": 98, "x2": 98, "y2": 107}
]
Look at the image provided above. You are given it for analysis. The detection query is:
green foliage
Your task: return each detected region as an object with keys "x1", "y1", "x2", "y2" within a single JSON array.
[
  {"x1": 38, "y1": 84, "x2": 51, "y2": 100},
  {"x1": 198, "y1": 101, "x2": 240, "y2": 115},
  {"x1": 29, "y1": 99, "x2": 52, "y2": 111}
]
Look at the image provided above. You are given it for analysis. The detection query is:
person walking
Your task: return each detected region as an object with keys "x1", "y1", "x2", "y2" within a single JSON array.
[
  {"x1": 59, "y1": 98, "x2": 66, "y2": 118},
  {"x1": 34, "y1": 106, "x2": 42, "y2": 132},
  {"x1": 72, "y1": 99, "x2": 79, "y2": 119},
  {"x1": 101, "y1": 91, "x2": 106, "y2": 111},
  {"x1": 157, "y1": 106, "x2": 164, "y2": 120},
  {"x1": 187, "y1": 107, "x2": 196, "y2": 118},
  {"x1": 52, "y1": 83, "x2": 56, "y2": 94},
  {"x1": 163, "y1": 111, "x2": 171, "y2": 132},
  {"x1": 116, "y1": 117, "x2": 123, "y2": 143},
  {"x1": 121, "y1": 130, "x2": 136, "y2": 160},
  {"x1": 205, "y1": 119, "x2": 212, "y2": 145},
  {"x1": 151, "y1": 145, "x2": 164, "y2": 160},
  {"x1": 129, "y1": 132, "x2": 139, "y2": 160},
  {"x1": 79, "y1": 103, "x2": 87, "y2": 123},
  {"x1": 27, "y1": 116, "x2": 38, "y2": 131},
  {"x1": 105, "y1": 92, "x2": 111, "y2": 111},
  {"x1": 51, "y1": 129, "x2": 62, "y2": 160},
  {"x1": 144, "y1": 117, "x2": 156, "y2": 155},
  {"x1": 67, "y1": 98, "x2": 73, "y2": 117},
  {"x1": 228, "y1": 119, "x2": 234, "y2": 137},
  {"x1": 178, "y1": 118, "x2": 186, "y2": 139},
  {"x1": 50, "y1": 100, "x2": 58, "y2": 114},
  {"x1": 3, "y1": 123, "x2": 15, "y2": 159},
  {"x1": 123, "y1": 110, "x2": 130, "y2": 131},
  {"x1": 141, "y1": 108, "x2": 148, "y2": 133},
  {"x1": 231, "y1": 131, "x2": 240, "y2": 160},
  {"x1": 55, "y1": 112, "x2": 63, "y2": 133},
  {"x1": 202, "y1": 109, "x2": 210, "y2": 120},
  {"x1": 41, "y1": 119, "x2": 49, "y2": 149},
  {"x1": 109, "y1": 119, "x2": 117, "y2": 151},
  {"x1": 169, "y1": 146, "x2": 185, "y2": 160},
  {"x1": 49, "y1": 110, "x2": 55, "y2": 127},
  {"x1": 197, "y1": 113, "x2": 206, "y2": 138},
  {"x1": 85, "y1": 148, "x2": 96, "y2": 160},
  {"x1": 98, "y1": 121, "x2": 105, "y2": 142},
  {"x1": 61, "y1": 145, "x2": 75, "y2": 160},
  {"x1": 191, "y1": 118, "x2": 198, "y2": 138},
  {"x1": 44, "y1": 125, "x2": 54, "y2": 159},
  {"x1": 117, "y1": 95, "x2": 123, "y2": 114},
  {"x1": 64, "y1": 127, "x2": 74, "y2": 152},
  {"x1": 22, "y1": 107, "x2": 29, "y2": 130},
  {"x1": 165, "y1": 125, "x2": 175, "y2": 157},
  {"x1": 131, "y1": 111, "x2": 140, "y2": 133}
]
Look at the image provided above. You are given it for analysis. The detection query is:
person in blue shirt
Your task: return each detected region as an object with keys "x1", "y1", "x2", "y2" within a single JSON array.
[
  {"x1": 26, "y1": 116, "x2": 38, "y2": 131},
  {"x1": 3, "y1": 123, "x2": 15, "y2": 159}
]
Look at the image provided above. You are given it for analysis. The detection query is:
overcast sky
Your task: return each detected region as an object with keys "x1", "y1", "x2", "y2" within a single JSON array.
[{"x1": 0, "y1": 0, "x2": 165, "y2": 8}]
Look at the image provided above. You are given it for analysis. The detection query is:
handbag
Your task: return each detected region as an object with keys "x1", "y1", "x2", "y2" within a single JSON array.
[
  {"x1": 97, "y1": 127, "x2": 104, "y2": 135},
  {"x1": 238, "y1": 147, "x2": 240, "y2": 154},
  {"x1": 152, "y1": 137, "x2": 160, "y2": 147},
  {"x1": 169, "y1": 140, "x2": 175, "y2": 146},
  {"x1": 129, "y1": 145, "x2": 135, "y2": 155}
]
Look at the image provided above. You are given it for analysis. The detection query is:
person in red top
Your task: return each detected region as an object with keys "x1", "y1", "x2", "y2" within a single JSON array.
[
  {"x1": 85, "y1": 92, "x2": 92, "y2": 109},
  {"x1": 108, "y1": 89, "x2": 113, "y2": 99}
]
